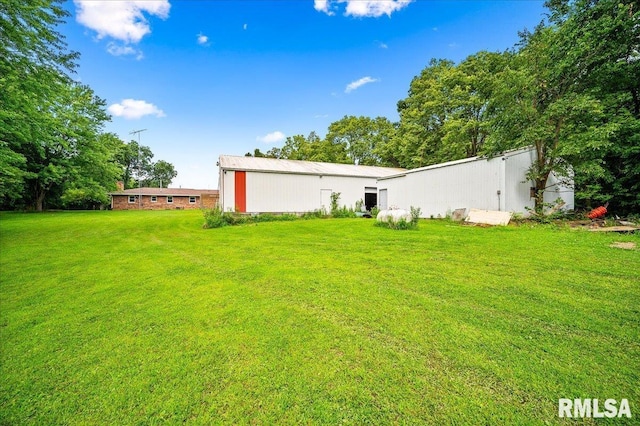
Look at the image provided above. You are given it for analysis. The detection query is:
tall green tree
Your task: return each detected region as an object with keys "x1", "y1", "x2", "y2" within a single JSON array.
[
  {"x1": 114, "y1": 140, "x2": 178, "y2": 189},
  {"x1": 279, "y1": 134, "x2": 313, "y2": 161},
  {"x1": 245, "y1": 148, "x2": 266, "y2": 157},
  {"x1": 6, "y1": 79, "x2": 116, "y2": 210},
  {"x1": 145, "y1": 160, "x2": 177, "y2": 188},
  {"x1": 1, "y1": 0, "x2": 76, "y2": 208},
  {"x1": 115, "y1": 141, "x2": 154, "y2": 189},
  {"x1": 325, "y1": 116, "x2": 396, "y2": 166},
  {"x1": 44, "y1": 84, "x2": 114, "y2": 210},
  {"x1": 395, "y1": 53, "x2": 508, "y2": 169},
  {"x1": 542, "y1": 0, "x2": 640, "y2": 213},
  {"x1": 485, "y1": 0, "x2": 638, "y2": 213},
  {"x1": 1, "y1": 0, "x2": 122, "y2": 210},
  {"x1": 486, "y1": 24, "x2": 616, "y2": 212},
  {"x1": 0, "y1": 141, "x2": 25, "y2": 203},
  {"x1": 444, "y1": 51, "x2": 509, "y2": 158},
  {"x1": 59, "y1": 132, "x2": 123, "y2": 209},
  {"x1": 272, "y1": 132, "x2": 349, "y2": 163},
  {"x1": 394, "y1": 59, "x2": 456, "y2": 169}
]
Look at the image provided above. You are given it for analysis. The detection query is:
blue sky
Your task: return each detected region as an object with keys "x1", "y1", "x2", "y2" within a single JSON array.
[{"x1": 63, "y1": 0, "x2": 546, "y2": 189}]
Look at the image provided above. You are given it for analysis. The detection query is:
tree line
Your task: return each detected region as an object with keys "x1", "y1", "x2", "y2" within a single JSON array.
[
  {"x1": 1, "y1": 0, "x2": 637, "y2": 213},
  {"x1": 247, "y1": 0, "x2": 639, "y2": 215},
  {"x1": 0, "y1": 1, "x2": 177, "y2": 211}
]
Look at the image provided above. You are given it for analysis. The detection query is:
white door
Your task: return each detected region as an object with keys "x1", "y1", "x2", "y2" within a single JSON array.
[
  {"x1": 379, "y1": 189, "x2": 388, "y2": 210},
  {"x1": 321, "y1": 189, "x2": 332, "y2": 213}
]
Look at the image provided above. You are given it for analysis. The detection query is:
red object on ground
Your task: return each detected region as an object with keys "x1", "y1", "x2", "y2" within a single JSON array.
[{"x1": 588, "y1": 205, "x2": 607, "y2": 219}]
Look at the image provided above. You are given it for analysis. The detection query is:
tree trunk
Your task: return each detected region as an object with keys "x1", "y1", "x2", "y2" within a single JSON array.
[
  {"x1": 533, "y1": 172, "x2": 551, "y2": 214},
  {"x1": 35, "y1": 189, "x2": 46, "y2": 212},
  {"x1": 31, "y1": 181, "x2": 47, "y2": 212}
]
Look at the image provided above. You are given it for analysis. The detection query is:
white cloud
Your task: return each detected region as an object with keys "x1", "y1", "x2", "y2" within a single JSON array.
[
  {"x1": 108, "y1": 99, "x2": 166, "y2": 120},
  {"x1": 256, "y1": 131, "x2": 286, "y2": 144},
  {"x1": 197, "y1": 33, "x2": 209, "y2": 45},
  {"x1": 315, "y1": 0, "x2": 412, "y2": 17},
  {"x1": 107, "y1": 42, "x2": 143, "y2": 60},
  {"x1": 345, "y1": 76, "x2": 378, "y2": 93},
  {"x1": 314, "y1": 0, "x2": 334, "y2": 15},
  {"x1": 345, "y1": 0, "x2": 412, "y2": 17},
  {"x1": 243, "y1": 23, "x2": 248, "y2": 30},
  {"x1": 378, "y1": 41, "x2": 388, "y2": 49},
  {"x1": 74, "y1": 0, "x2": 170, "y2": 44}
]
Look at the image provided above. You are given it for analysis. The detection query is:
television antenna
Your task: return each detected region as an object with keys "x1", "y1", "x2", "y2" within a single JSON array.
[{"x1": 130, "y1": 129, "x2": 147, "y2": 208}]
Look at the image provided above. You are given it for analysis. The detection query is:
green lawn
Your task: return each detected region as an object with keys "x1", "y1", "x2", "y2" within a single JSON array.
[{"x1": 1, "y1": 210, "x2": 638, "y2": 425}]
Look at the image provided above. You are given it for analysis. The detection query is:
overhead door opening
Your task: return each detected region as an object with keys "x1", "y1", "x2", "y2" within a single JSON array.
[{"x1": 364, "y1": 187, "x2": 377, "y2": 211}]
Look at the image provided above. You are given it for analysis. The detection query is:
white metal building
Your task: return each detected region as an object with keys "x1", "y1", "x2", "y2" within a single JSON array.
[
  {"x1": 218, "y1": 155, "x2": 405, "y2": 213},
  {"x1": 376, "y1": 147, "x2": 574, "y2": 218}
]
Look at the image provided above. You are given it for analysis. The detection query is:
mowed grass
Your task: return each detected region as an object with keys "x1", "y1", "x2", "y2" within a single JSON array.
[{"x1": 0, "y1": 210, "x2": 638, "y2": 425}]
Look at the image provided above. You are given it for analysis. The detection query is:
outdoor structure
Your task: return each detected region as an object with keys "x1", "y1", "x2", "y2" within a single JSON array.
[
  {"x1": 376, "y1": 147, "x2": 574, "y2": 218},
  {"x1": 217, "y1": 148, "x2": 574, "y2": 217},
  {"x1": 109, "y1": 187, "x2": 219, "y2": 210},
  {"x1": 218, "y1": 155, "x2": 405, "y2": 213}
]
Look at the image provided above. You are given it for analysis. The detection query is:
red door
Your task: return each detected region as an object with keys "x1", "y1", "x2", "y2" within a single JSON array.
[{"x1": 234, "y1": 171, "x2": 246, "y2": 212}]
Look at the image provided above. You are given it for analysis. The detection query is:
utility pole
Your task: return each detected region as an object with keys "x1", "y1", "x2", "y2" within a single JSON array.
[{"x1": 130, "y1": 129, "x2": 147, "y2": 209}]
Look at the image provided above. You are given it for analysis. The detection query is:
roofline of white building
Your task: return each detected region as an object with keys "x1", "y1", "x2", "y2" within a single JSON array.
[
  {"x1": 377, "y1": 146, "x2": 534, "y2": 181},
  {"x1": 218, "y1": 155, "x2": 405, "y2": 179}
]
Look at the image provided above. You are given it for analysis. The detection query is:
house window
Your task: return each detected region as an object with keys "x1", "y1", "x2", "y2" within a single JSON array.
[
  {"x1": 189, "y1": 196, "x2": 196, "y2": 204},
  {"x1": 151, "y1": 196, "x2": 157, "y2": 202},
  {"x1": 167, "y1": 196, "x2": 173, "y2": 203},
  {"x1": 128, "y1": 196, "x2": 135, "y2": 203}
]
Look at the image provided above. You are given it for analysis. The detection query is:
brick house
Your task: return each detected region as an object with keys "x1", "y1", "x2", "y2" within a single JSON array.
[{"x1": 109, "y1": 187, "x2": 219, "y2": 210}]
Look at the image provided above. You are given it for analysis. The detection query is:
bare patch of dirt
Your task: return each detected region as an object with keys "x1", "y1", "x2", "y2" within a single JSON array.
[{"x1": 610, "y1": 242, "x2": 637, "y2": 250}]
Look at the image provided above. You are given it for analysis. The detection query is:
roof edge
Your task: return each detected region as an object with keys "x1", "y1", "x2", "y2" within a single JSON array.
[{"x1": 378, "y1": 146, "x2": 534, "y2": 180}]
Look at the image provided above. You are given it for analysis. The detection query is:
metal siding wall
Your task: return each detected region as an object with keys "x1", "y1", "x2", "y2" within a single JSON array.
[
  {"x1": 222, "y1": 170, "x2": 235, "y2": 211},
  {"x1": 323, "y1": 176, "x2": 378, "y2": 210},
  {"x1": 382, "y1": 159, "x2": 501, "y2": 218},
  {"x1": 504, "y1": 149, "x2": 574, "y2": 214},
  {"x1": 545, "y1": 173, "x2": 575, "y2": 210},
  {"x1": 504, "y1": 149, "x2": 535, "y2": 214},
  {"x1": 218, "y1": 167, "x2": 224, "y2": 209},
  {"x1": 321, "y1": 189, "x2": 332, "y2": 212},
  {"x1": 499, "y1": 156, "x2": 507, "y2": 211},
  {"x1": 379, "y1": 176, "x2": 406, "y2": 211},
  {"x1": 244, "y1": 172, "x2": 380, "y2": 213},
  {"x1": 247, "y1": 172, "x2": 320, "y2": 212}
]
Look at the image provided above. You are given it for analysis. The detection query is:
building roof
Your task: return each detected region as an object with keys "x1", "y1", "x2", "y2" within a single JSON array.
[
  {"x1": 109, "y1": 188, "x2": 218, "y2": 196},
  {"x1": 218, "y1": 155, "x2": 405, "y2": 178},
  {"x1": 377, "y1": 146, "x2": 534, "y2": 180}
]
